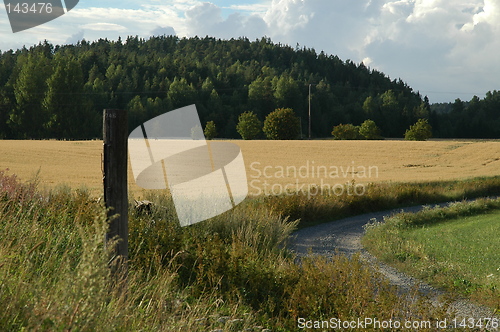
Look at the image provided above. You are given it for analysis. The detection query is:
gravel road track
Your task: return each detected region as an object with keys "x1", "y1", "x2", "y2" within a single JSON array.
[{"x1": 289, "y1": 204, "x2": 499, "y2": 329}]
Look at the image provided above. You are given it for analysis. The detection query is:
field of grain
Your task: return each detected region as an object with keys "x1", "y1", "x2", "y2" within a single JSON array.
[{"x1": 1, "y1": 139, "x2": 499, "y2": 198}]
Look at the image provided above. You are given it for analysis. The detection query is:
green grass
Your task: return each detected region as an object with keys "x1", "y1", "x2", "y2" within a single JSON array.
[
  {"x1": 363, "y1": 198, "x2": 500, "y2": 309},
  {"x1": 0, "y1": 169, "x2": 454, "y2": 331},
  {"x1": 409, "y1": 212, "x2": 500, "y2": 295},
  {"x1": 5, "y1": 170, "x2": 500, "y2": 330}
]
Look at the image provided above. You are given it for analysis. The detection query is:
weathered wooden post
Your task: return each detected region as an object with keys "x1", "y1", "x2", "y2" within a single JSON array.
[{"x1": 103, "y1": 109, "x2": 128, "y2": 282}]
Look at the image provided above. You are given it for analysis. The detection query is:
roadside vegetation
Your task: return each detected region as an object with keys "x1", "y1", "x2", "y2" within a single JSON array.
[
  {"x1": 363, "y1": 198, "x2": 500, "y2": 309},
  {"x1": 0, "y1": 169, "x2": 458, "y2": 331},
  {"x1": 258, "y1": 175, "x2": 500, "y2": 228}
]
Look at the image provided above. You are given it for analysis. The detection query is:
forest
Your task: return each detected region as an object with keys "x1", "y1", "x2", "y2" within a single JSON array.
[{"x1": 0, "y1": 35, "x2": 499, "y2": 140}]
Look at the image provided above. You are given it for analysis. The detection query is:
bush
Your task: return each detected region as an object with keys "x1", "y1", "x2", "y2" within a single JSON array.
[
  {"x1": 331, "y1": 123, "x2": 362, "y2": 140},
  {"x1": 204, "y1": 120, "x2": 217, "y2": 140},
  {"x1": 405, "y1": 118, "x2": 432, "y2": 141},
  {"x1": 236, "y1": 111, "x2": 262, "y2": 140},
  {"x1": 263, "y1": 108, "x2": 300, "y2": 140},
  {"x1": 359, "y1": 119, "x2": 383, "y2": 140},
  {"x1": 0, "y1": 171, "x2": 476, "y2": 330}
]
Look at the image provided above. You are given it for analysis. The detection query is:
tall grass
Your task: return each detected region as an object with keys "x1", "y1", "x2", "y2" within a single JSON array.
[
  {"x1": 0, "y1": 169, "x2": 460, "y2": 331},
  {"x1": 0, "y1": 171, "x2": 256, "y2": 331},
  {"x1": 255, "y1": 176, "x2": 500, "y2": 228},
  {"x1": 363, "y1": 198, "x2": 500, "y2": 309}
]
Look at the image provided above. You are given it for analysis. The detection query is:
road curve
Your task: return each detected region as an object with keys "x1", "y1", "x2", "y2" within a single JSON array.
[{"x1": 289, "y1": 204, "x2": 499, "y2": 326}]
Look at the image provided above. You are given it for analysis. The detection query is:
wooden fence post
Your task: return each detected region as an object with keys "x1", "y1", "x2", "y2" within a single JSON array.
[{"x1": 103, "y1": 109, "x2": 128, "y2": 280}]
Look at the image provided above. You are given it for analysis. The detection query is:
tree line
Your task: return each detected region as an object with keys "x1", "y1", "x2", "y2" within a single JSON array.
[
  {"x1": 225, "y1": 108, "x2": 431, "y2": 141},
  {"x1": 0, "y1": 35, "x2": 498, "y2": 140},
  {"x1": 431, "y1": 93, "x2": 500, "y2": 138}
]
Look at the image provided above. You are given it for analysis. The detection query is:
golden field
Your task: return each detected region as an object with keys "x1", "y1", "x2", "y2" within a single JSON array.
[{"x1": 1, "y1": 139, "x2": 500, "y2": 198}]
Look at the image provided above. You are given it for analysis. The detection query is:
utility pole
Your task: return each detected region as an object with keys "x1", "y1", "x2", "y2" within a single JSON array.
[{"x1": 308, "y1": 84, "x2": 312, "y2": 139}]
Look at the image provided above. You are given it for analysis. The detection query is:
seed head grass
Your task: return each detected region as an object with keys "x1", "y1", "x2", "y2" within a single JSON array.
[{"x1": 0, "y1": 169, "x2": 458, "y2": 331}]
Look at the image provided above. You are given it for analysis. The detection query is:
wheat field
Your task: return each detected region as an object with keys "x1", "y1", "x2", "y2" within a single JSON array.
[{"x1": 1, "y1": 139, "x2": 499, "y2": 198}]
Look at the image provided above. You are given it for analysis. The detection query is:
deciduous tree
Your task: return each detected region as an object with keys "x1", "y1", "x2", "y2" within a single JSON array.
[
  {"x1": 331, "y1": 123, "x2": 362, "y2": 140},
  {"x1": 236, "y1": 111, "x2": 262, "y2": 140},
  {"x1": 404, "y1": 118, "x2": 432, "y2": 141},
  {"x1": 204, "y1": 120, "x2": 217, "y2": 140},
  {"x1": 359, "y1": 119, "x2": 382, "y2": 140},
  {"x1": 263, "y1": 108, "x2": 300, "y2": 140}
]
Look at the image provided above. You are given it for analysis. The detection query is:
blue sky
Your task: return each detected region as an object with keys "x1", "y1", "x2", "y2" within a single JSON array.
[{"x1": 1, "y1": 0, "x2": 499, "y2": 103}]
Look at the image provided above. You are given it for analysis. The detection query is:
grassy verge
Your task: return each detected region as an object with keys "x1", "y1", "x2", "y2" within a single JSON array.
[
  {"x1": 0, "y1": 169, "x2": 452, "y2": 331},
  {"x1": 253, "y1": 176, "x2": 500, "y2": 229},
  {"x1": 363, "y1": 198, "x2": 500, "y2": 310}
]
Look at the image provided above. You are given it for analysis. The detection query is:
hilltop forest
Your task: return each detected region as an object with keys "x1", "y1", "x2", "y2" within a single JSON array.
[{"x1": 0, "y1": 35, "x2": 499, "y2": 139}]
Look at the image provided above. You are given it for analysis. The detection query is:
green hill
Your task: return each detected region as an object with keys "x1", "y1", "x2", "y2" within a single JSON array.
[{"x1": 2, "y1": 35, "x2": 498, "y2": 140}]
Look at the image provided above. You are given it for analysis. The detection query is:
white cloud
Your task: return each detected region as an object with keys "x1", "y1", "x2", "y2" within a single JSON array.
[
  {"x1": 183, "y1": 2, "x2": 268, "y2": 39},
  {"x1": 185, "y1": 2, "x2": 223, "y2": 31},
  {"x1": 359, "y1": 0, "x2": 500, "y2": 100},
  {"x1": 255, "y1": 0, "x2": 500, "y2": 102},
  {"x1": 1, "y1": 0, "x2": 499, "y2": 102},
  {"x1": 462, "y1": 0, "x2": 500, "y2": 31},
  {"x1": 362, "y1": 57, "x2": 373, "y2": 66},
  {"x1": 228, "y1": 3, "x2": 269, "y2": 13},
  {"x1": 264, "y1": 0, "x2": 313, "y2": 35},
  {"x1": 65, "y1": 30, "x2": 85, "y2": 44},
  {"x1": 80, "y1": 23, "x2": 127, "y2": 32},
  {"x1": 150, "y1": 26, "x2": 176, "y2": 36}
]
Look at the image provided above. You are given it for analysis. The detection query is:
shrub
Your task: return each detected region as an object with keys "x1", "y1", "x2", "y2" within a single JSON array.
[
  {"x1": 0, "y1": 171, "x2": 476, "y2": 330},
  {"x1": 331, "y1": 123, "x2": 362, "y2": 140},
  {"x1": 405, "y1": 118, "x2": 432, "y2": 141},
  {"x1": 204, "y1": 120, "x2": 217, "y2": 140},
  {"x1": 0, "y1": 168, "x2": 38, "y2": 203},
  {"x1": 263, "y1": 108, "x2": 300, "y2": 140},
  {"x1": 359, "y1": 119, "x2": 383, "y2": 140},
  {"x1": 236, "y1": 111, "x2": 262, "y2": 140}
]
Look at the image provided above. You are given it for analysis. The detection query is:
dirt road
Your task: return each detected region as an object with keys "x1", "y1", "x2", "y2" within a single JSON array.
[{"x1": 289, "y1": 204, "x2": 499, "y2": 327}]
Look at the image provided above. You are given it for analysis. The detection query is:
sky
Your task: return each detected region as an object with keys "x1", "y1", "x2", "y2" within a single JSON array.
[{"x1": 0, "y1": 0, "x2": 499, "y2": 103}]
